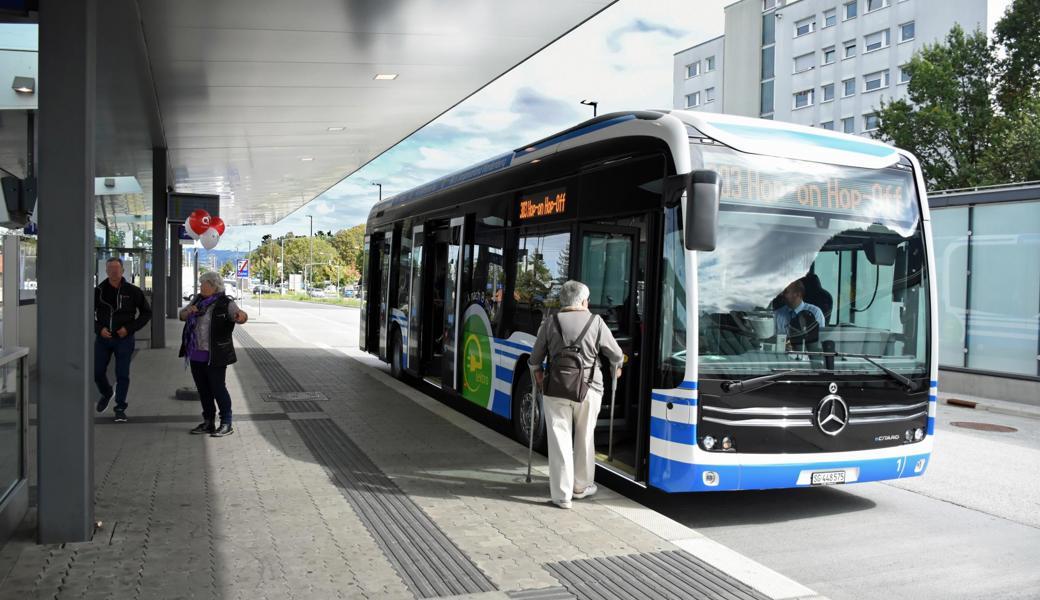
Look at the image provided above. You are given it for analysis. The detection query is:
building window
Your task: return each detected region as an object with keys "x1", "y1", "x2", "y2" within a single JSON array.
[
  {"x1": 864, "y1": 113, "x2": 880, "y2": 131},
  {"x1": 900, "y1": 21, "x2": 915, "y2": 42},
  {"x1": 686, "y1": 92, "x2": 700, "y2": 107},
  {"x1": 706, "y1": 55, "x2": 716, "y2": 71},
  {"x1": 865, "y1": 29, "x2": 890, "y2": 53},
  {"x1": 686, "y1": 62, "x2": 700, "y2": 78},
  {"x1": 844, "y1": 40, "x2": 856, "y2": 59},
  {"x1": 842, "y1": 117, "x2": 855, "y2": 133},
  {"x1": 794, "y1": 88, "x2": 814, "y2": 109},
  {"x1": 864, "y1": 69, "x2": 890, "y2": 91},
  {"x1": 823, "y1": 46, "x2": 836, "y2": 64},
  {"x1": 762, "y1": 46, "x2": 776, "y2": 79},
  {"x1": 795, "y1": 17, "x2": 816, "y2": 37},
  {"x1": 844, "y1": 1, "x2": 857, "y2": 20},
  {"x1": 822, "y1": 83, "x2": 835, "y2": 101},
  {"x1": 865, "y1": 0, "x2": 889, "y2": 12},
  {"x1": 843, "y1": 78, "x2": 856, "y2": 96},
  {"x1": 763, "y1": 0, "x2": 778, "y2": 10},
  {"x1": 761, "y1": 80, "x2": 775, "y2": 115},
  {"x1": 823, "y1": 8, "x2": 837, "y2": 27},
  {"x1": 794, "y1": 52, "x2": 815, "y2": 73},
  {"x1": 762, "y1": 13, "x2": 776, "y2": 45},
  {"x1": 899, "y1": 65, "x2": 911, "y2": 83},
  {"x1": 705, "y1": 87, "x2": 716, "y2": 102},
  {"x1": 821, "y1": 120, "x2": 835, "y2": 130}
]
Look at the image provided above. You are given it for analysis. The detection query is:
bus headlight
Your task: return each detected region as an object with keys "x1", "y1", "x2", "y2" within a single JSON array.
[
  {"x1": 702, "y1": 435, "x2": 716, "y2": 450},
  {"x1": 914, "y1": 428, "x2": 924, "y2": 441},
  {"x1": 904, "y1": 429, "x2": 913, "y2": 442},
  {"x1": 721, "y1": 436, "x2": 734, "y2": 451}
]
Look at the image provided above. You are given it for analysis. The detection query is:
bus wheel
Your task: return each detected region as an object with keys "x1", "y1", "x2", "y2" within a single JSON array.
[
  {"x1": 512, "y1": 369, "x2": 545, "y2": 452},
  {"x1": 390, "y1": 329, "x2": 404, "y2": 380}
]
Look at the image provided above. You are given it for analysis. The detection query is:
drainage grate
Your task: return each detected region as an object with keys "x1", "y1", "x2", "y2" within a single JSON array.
[
  {"x1": 292, "y1": 416, "x2": 496, "y2": 598},
  {"x1": 235, "y1": 328, "x2": 305, "y2": 393},
  {"x1": 950, "y1": 421, "x2": 1018, "y2": 433},
  {"x1": 547, "y1": 551, "x2": 770, "y2": 600},
  {"x1": 279, "y1": 400, "x2": 323, "y2": 413}
]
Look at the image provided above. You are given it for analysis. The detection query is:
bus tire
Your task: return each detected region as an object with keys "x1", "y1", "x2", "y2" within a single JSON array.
[
  {"x1": 512, "y1": 368, "x2": 546, "y2": 453},
  {"x1": 389, "y1": 328, "x2": 404, "y2": 380}
]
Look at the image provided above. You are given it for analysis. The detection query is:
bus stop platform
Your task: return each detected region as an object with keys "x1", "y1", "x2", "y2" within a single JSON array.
[{"x1": 0, "y1": 318, "x2": 824, "y2": 600}]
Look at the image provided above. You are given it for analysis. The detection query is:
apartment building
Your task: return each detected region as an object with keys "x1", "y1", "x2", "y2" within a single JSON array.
[{"x1": 674, "y1": 0, "x2": 1005, "y2": 135}]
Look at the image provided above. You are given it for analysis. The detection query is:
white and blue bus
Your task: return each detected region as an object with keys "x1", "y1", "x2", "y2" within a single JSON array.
[{"x1": 361, "y1": 110, "x2": 937, "y2": 492}]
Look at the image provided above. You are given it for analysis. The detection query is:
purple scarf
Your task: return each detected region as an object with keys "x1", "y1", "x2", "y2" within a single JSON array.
[{"x1": 183, "y1": 294, "x2": 220, "y2": 366}]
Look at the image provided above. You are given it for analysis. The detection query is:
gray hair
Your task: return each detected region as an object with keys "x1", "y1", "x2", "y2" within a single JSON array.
[
  {"x1": 198, "y1": 271, "x2": 225, "y2": 293},
  {"x1": 559, "y1": 280, "x2": 590, "y2": 308}
]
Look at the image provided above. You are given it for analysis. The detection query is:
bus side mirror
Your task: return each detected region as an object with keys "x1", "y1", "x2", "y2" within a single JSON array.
[{"x1": 685, "y1": 170, "x2": 720, "y2": 252}]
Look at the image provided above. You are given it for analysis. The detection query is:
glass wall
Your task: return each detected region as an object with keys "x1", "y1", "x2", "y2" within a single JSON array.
[
  {"x1": 931, "y1": 200, "x2": 1040, "y2": 377},
  {"x1": 0, "y1": 359, "x2": 21, "y2": 505}
]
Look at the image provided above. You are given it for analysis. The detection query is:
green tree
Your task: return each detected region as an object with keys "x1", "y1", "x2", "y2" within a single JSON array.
[
  {"x1": 330, "y1": 224, "x2": 366, "y2": 275},
  {"x1": 219, "y1": 260, "x2": 235, "y2": 278},
  {"x1": 874, "y1": 0, "x2": 1040, "y2": 188}
]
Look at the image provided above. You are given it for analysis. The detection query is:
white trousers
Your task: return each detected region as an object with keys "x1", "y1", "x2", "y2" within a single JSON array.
[{"x1": 543, "y1": 389, "x2": 602, "y2": 503}]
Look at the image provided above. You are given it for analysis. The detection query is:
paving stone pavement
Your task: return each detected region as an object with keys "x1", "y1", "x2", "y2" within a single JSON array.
[{"x1": 0, "y1": 317, "x2": 800, "y2": 600}]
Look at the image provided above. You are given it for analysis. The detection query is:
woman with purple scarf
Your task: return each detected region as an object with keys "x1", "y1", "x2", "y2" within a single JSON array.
[{"x1": 178, "y1": 271, "x2": 248, "y2": 437}]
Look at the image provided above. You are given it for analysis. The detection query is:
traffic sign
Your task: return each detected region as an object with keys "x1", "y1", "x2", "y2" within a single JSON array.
[{"x1": 236, "y1": 259, "x2": 249, "y2": 278}]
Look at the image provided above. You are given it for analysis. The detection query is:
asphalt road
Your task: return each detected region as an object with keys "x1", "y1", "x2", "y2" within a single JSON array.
[{"x1": 244, "y1": 298, "x2": 1040, "y2": 600}]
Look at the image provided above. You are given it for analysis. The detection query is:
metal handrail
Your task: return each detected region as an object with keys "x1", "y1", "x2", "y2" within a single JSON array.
[{"x1": 930, "y1": 180, "x2": 1040, "y2": 195}]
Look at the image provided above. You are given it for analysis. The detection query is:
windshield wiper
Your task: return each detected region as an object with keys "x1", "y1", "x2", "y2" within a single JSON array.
[
  {"x1": 788, "y1": 350, "x2": 920, "y2": 392},
  {"x1": 721, "y1": 369, "x2": 823, "y2": 395}
]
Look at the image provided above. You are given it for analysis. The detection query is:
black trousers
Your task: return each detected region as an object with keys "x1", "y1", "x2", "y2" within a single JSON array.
[{"x1": 189, "y1": 361, "x2": 233, "y2": 424}]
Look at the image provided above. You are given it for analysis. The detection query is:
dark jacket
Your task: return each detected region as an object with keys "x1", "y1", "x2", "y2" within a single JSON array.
[
  {"x1": 178, "y1": 293, "x2": 238, "y2": 367},
  {"x1": 94, "y1": 278, "x2": 152, "y2": 337}
]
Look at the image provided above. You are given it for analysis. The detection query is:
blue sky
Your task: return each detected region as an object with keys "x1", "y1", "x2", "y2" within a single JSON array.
[{"x1": 220, "y1": 0, "x2": 727, "y2": 246}]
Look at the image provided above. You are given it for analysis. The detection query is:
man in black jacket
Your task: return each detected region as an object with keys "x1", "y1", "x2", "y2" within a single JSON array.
[{"x1": 94, "y1": 257, "x2": 152, "y2": 422}]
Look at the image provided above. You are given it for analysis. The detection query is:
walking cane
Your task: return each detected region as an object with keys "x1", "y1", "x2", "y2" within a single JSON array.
[
  {"x1": 525, "y1": 369, "x2": 539, "y2": 484},
  {"x1": 607, "y1": 366, "x2": 618, "y2": 463}
]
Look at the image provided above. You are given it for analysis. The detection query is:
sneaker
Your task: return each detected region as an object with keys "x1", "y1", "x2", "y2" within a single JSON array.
[
  {"x1": 210, "y1": 423, "x2": 234, "y2": 437},
  {"x1": 96, "y1": 393, "x2": 113, "y2": 413},
  {"x1": 551, "y1": 499, "x2": 572, "y2": 510},
  {"x1": 190, "y1": 421, "x2": 216, "y2": 435},
  {"x1": 573, "y1": 484, "x2": 598, "y2": 499},
  {"x1": 113, "y1": 410, "x2": 128, "y2": 423}
]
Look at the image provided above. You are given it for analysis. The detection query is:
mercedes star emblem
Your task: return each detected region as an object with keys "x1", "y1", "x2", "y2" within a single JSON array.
[{"x1": 816, "y1": 394, "x2": 849, "y2": 436}]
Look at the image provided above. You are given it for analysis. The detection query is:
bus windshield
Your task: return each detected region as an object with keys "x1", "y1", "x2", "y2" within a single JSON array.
[{"x1": 695, "y1": 146, "x2": 929, "y2": 379}]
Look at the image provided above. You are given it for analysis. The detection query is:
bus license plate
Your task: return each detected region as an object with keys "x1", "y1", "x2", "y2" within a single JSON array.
[{"x1": 811, "y1": 471, "x2": 846, "y2": 486}]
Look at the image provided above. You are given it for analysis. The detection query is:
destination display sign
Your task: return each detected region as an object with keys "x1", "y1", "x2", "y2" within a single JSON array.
[
  {"x1": 700, "y1": 149, "x2": 919, "y2": 230},
  {"x1": 518, "y1": 187, "x2": 568, "y2": 221}
]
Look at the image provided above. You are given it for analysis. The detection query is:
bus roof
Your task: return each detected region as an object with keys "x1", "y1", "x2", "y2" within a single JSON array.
[{"x1": 370, "y1": 110, "x2": 905, "y2": 218}]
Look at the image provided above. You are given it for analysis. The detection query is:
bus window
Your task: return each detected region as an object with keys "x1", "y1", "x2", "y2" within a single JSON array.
[
  {"x1": 657, "y1": 206, "x2": 687, "y2": 388},
  {"x1": 512, "y1": 231, "x2": 570, "y2": 335},
  {"x1": 467, "y1": 223, "x2": 505, "y2": 328},
  {"x1": 397, "y1": 226, "x2": 412, "y2": 312}
]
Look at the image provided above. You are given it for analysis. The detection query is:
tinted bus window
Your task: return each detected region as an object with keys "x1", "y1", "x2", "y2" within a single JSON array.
[{"x1": 512, "y1": 232, "x2": 570, "y2": 335}]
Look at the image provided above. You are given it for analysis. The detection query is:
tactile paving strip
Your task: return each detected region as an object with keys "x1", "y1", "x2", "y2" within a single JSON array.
[
  {"x1": 235, "y1": 330, "x2": 497, "y2": 598},
  {"x1": 546, "y1": 551, "x2": 770, "y2": 600}
]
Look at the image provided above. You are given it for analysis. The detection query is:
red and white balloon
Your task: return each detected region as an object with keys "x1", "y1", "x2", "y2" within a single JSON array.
[{"x1": 186, "y1": 209, "x2": 225, "y2": 250}]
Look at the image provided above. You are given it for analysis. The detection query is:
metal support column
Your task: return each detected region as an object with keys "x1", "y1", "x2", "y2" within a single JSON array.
[
  {"x1": 37, "y1": 0, "x2": 97, "y2": 543},
  {"x1": 151, "y1": 148, "x2": 167, "y2": 348},
  {"x1": 167, "y1": 223, "x2": 181, "y2": 317}
]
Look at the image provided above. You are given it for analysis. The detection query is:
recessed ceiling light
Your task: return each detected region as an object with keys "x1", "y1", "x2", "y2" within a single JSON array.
[
  {"x1": 374, "y1": 73, "x2": 398, "y2": 80},
  {"x1": 300, "y1": 157, "x2": 314, "y2": 161},
  {"x1": 327, "y1": 126, "x2": 345, "y2": 132}
]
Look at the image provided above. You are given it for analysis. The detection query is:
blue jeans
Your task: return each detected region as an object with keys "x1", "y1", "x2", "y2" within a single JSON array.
[
  {"x1": 95, "y1": 334, "x2": 135, "y2": 411},
  {"x1": 189, "y1": 361, "x2": 232, "y2": 424}
]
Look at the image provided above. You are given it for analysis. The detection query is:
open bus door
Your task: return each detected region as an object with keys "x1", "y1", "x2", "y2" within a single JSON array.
[{"x1": 417, "y1": 218, "x2": 466, "y2": 388}]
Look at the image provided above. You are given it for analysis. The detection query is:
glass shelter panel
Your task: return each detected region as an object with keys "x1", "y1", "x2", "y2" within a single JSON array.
[{"x1": 930, "y1": 207, "x2": 969, "y2": 368}]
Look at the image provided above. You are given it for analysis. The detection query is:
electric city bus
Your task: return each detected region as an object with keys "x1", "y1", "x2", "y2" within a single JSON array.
[{"x1": 361, "y1": 110, "x2": 937, "y2": 492}]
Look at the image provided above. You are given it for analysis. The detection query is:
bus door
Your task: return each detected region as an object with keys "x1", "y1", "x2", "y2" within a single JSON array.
[
  {"x1": 379, "y1": 229, "x2": 396, "y2": 360},
  {"x1": 406, "y1": 225, "x2": 424, "y2": 376},
  {"x1": 363, "y1": 231, "x2": 388, "y2": 354},
  {"x1": 577, "y1": 224, "x2": 644, "y2": 477},
  {"x1": 418, "y1": 218, "x2": 464, "y2": 388}
]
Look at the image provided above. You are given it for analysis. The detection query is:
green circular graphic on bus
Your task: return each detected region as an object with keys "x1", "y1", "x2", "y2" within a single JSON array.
[{"x1": 461, "y1": 304, "x2": 494, "y2": 408}]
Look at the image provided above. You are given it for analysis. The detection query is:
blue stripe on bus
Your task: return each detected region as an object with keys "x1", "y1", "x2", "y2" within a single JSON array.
[
  {"x1": 650, "y1": 417, "x2": 697, "y2": 445},
  {"x1": 678, "y1": 381, "x2": 698, "y2": 390},
  {"x1": 648, "y1": 452, "x2": 932, "y2": 492},
  {"x1": 495, "y1": 349, "x2": 522, "y2": 361},
  {"x1": 927, "y1": 416, "x2": 935, "y2": 435},
  {"x1": 650, "y1": 392, "x2": 696, "y2": 406},
  {"x1": 495, "y1": 339, "x2": 533, "y2": 352},
  {"x1": 525, "y1": 115, "x2": 637, "y2": 152},
  {"x1": 711, "y1": 122, "x2": 896, "y2": 158},
  {"x1": 929, "y1": 395, "x2": 937, "y2": 403},
  {"x1": 930, "y1": 380, "x2": 938, "y2": 388},
  {"x1": 492, "y1": 390, "x2": 512, "y2": 418},
  {"x1": 496, "y1": 366, "x2": 513, "y2": 384}
]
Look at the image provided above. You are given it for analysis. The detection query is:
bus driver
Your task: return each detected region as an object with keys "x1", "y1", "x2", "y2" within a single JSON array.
[{"x1": 774, "y1": 279, "x2": 826, "y2": 344}]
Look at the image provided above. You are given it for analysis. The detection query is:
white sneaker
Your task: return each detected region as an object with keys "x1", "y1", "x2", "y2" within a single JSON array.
[
  {"x1": 573, "y1": 484, "x2": 598, "y2": 499},
  {"x1": 551, "y1": 499, "x2": 573, "y2": 509}
]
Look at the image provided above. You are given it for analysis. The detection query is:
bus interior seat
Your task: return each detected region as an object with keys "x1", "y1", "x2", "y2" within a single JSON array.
[
  {"x1": 803, "y1": 273, "x2": 833, "y2": 322},
  {"x1": 700, "y1": 313, "x2": 756, "y2": 355}
]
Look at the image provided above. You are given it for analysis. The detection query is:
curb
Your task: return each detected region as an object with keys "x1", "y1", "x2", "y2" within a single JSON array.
[{"x1": 941, "y1": 396, "x2": 1040, "y2": 421}]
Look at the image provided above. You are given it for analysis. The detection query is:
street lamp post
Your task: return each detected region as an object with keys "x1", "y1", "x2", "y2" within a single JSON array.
[
  {"x1": 372, "y1": 182, "x2": 382, "y2": 203},
  {"x1": 307, "y1": 214, "x2": 313, "y2": 289},
  {"x1": 280, "y1": 236, "x2": 285, "y2": 295},
  {"x1": 580, "y1": 99, "x2": 598, "y2": 117}
]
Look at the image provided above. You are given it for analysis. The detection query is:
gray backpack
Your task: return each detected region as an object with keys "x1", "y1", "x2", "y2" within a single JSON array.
[{"x1": 545, "y1": 313, "x2": 598, "y2": 403}]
